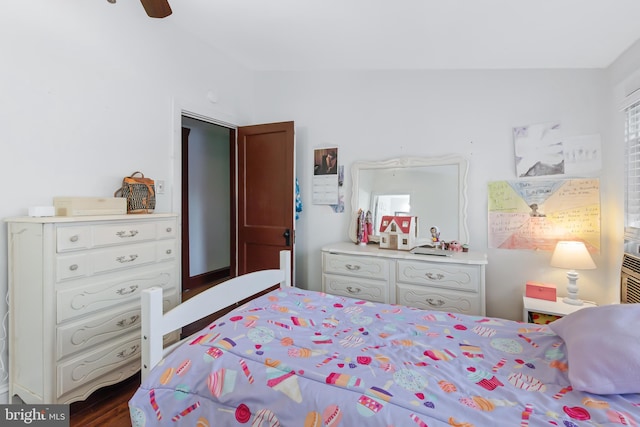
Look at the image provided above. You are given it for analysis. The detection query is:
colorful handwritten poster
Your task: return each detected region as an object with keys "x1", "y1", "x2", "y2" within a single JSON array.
[{"x1": 488, "y1": 178, "x2": 600, "y2": 252}]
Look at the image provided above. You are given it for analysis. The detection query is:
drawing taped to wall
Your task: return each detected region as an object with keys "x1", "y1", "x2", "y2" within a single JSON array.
[
  {"x1": 488, "y1": 178, "x2": 600, "y2": 252},
  {"x1": 513, "y1": 122, "x2": 564, "y2": 177},
  {"x1": 513, "y1": 122, "x2": 602, "y2": 178},
  {"x1": 562, "y1": 134, "x2": 602, "y2": 175}
]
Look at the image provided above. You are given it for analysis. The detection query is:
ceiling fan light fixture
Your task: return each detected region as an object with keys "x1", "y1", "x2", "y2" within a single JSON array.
[{"x1": 107, "y1": 0, "x2": 116, "y2": 3}]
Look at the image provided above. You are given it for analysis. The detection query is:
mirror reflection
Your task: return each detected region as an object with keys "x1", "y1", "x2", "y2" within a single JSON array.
[
  {"x1": 371, "y1": 194, "x2": 411, "y2": 233},
  {"x1": 350, "y1": 156, "x2": 469, "y2": 245}
]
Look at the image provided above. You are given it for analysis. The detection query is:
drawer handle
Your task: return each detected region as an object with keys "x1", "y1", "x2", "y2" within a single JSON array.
[
  {"x1": 425, "y1": 272, "x2": 445, "y2": 280},
  {"x1": 165, "y1": 249, "x2": 172, "y2": 255},
  {"x1": 116, "y1": 344, "x2": 140, "y2": 359},
  {"x1": 116, "y1": 254, "x2": 139, "y2": 263},
  {"x1": 116, "y1": 230, "x2": 139, "y2": 238},
  {"x1": 116, "y1": 315, "x2": 140, "y2": 328},
  {"x1": 166, "y1": 227, "x2": 172, "y2": 233},
  {"x1": 346, "y1": 286, "x2": 361, "y2": 294},
  {"x1": 345, "y1": 264, "x2": 361, "y2": 271},
  {"x1": 69, "y1": 264, "x2": 79, "y2": 271},
  {"x1": 69, "y1": 235, "x2": 79, "y2": 243},
  {"x1": 426, "y1": 298, "x2": 445, "y2": 307},
  {"x1": 116, "y1": 285, "x2": 139, "y2": 295}
]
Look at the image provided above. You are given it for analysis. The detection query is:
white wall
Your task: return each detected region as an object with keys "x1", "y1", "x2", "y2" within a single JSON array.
[
  {"x1": 251, "y1": 69, "x2": 623, "y2": 321},
  {"x1": 0, "y1": 0, "x2": 255, "y2": 400}
]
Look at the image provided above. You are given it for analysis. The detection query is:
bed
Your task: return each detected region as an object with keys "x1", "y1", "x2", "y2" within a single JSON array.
[{"x1": 129, "y1": 250, "x2": 640, "y2": 426}]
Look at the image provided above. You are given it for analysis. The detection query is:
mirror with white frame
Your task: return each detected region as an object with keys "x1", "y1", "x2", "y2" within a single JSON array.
[{"x1": 349, "y1": 155, "x2": 469, "y2": 245}]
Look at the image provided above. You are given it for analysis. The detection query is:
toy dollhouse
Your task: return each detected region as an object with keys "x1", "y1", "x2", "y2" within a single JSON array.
[{"x1": 379, "y1": 215, "x2": 417, "y2": 250}]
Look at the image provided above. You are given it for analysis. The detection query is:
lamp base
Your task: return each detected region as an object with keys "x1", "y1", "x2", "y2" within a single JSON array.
[
  {"x1": 563, "y1": 270, "x2": 583, "y2": 306},
  {"x1": 562, "y1": 296, "x2": 584, "y2": 306}
]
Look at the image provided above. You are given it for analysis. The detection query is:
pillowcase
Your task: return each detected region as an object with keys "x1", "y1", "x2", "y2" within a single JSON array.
[{"x1": 549, "y1": 303, "x2": 640, "y2": 395}]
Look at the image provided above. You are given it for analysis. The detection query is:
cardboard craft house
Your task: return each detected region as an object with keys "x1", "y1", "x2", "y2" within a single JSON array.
[{"x1": 379, "y1": 215, "x2": 417, "y2": 250}]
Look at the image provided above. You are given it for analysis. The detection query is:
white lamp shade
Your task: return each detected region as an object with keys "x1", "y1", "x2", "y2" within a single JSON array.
[{"x1": 550, "y1": 241, "x2": 596, "y2": 270}]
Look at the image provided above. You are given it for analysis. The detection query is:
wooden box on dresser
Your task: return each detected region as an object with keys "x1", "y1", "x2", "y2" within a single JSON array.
[
  {"x1": 322, "y1": 242, "x2": 488, "y2": 316},
  {"x1": 6, "y1": 214, "x2": 180, "y2": 404}
]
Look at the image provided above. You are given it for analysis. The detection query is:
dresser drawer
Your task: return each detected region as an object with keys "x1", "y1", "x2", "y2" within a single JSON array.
[
  {"x1": 57, "y1": 305, "x2": 141, "y2": 360},
  {"x1": 156, "y1": 239, "x2": 177, "y2": 262},
  {"x1": 57, "y1": 266, "x2": 176, "y2": 323},
  {"x1": 323, "y1": 253, "x2": 389, "y2": 280},
  {"x1": 58, "y1": 359, "x2": 141, "y2": 405},
  {"x1": 56, "y1": 221, "x2": 158, "y2": 253},
  {"x1": 91, "y1": 242, "x2": 157, "y2": 274},
  {"x1": 396, "y1": 283, "x2": 481, "y2": 315},
  {"x1": 156, "y1": 220, "x2": 177, "y2": 239},
  {"x1": 92, "y1": 222, "x2": 157, "y2": 247},
  {"x1": 323, "y1": 274, "x2": 387, "y2": 303},
  {"x1": 56, "y1": 241, "x2": 171, "y2": 281},
  {"x1": 57, "y1": 333, "x2": 141, "y2": 398},
  {"x1": 57, "y1": 254, "x2": 89, "y2": 281},
  {"x1": 396, "y1": 260, "x2": 479, "y2": 292},
  {"x1": 57, "y1": 294, "x2": 179, "y2": 359},
  {"x1": 57, "y1": 227, "x2": 92, "y2": 252}
]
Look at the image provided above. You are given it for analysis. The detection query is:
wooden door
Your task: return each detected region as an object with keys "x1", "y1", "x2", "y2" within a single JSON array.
[{"x1": 237, "y1": 121, "x2": 295, "y2": 275}]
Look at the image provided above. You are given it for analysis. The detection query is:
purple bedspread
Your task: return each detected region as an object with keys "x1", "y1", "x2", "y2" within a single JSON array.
[{"x1": 129, "y1": 287, "x2": 639, "y2": 426}]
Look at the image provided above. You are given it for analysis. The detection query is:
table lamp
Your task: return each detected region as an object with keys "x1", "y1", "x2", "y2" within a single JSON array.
[{"x1": 550, "y1": 241, "x2": 596, "y2": 306}]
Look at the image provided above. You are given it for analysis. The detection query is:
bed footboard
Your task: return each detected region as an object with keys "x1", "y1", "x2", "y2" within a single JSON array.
[{"x1": 141, "y1": 250, "x2": 292, "y2": 381}]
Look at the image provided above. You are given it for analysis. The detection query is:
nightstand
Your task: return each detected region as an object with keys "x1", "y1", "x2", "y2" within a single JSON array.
[{"x1": 522, "y1": 296, "x2": 596, "y2": 324}]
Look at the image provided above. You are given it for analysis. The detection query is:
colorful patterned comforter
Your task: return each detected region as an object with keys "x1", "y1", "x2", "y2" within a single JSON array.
[{"x1": 129, "y1": 287, "x2": 639, "y2": 426}]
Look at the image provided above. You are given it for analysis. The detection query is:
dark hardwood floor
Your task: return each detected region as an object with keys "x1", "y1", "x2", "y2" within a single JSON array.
[{"x1": 70, "y1": 374, "x2": 139, "y2": 427}]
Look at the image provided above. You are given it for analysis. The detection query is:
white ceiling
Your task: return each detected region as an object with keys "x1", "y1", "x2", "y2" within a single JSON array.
[{"x1": 167, "y1": 0, "x2": 640, "y2": 71}]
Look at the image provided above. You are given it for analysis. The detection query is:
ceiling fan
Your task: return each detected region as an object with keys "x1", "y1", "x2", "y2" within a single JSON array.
[{"x1": 107, "y1": 0, "x2": 172, "y2": 18}]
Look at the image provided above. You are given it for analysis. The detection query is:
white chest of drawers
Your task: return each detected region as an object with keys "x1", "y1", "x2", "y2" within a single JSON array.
[
  {"x1": 322, "y1": 242, "x2": 487, "y2": 316},
  {"x1": 6, "y1": 214, "x2": 180, "y2": 404}
]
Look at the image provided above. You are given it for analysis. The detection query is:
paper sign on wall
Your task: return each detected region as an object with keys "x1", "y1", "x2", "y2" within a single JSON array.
[{"x1": 312, "y1": 147, "x2": 339, "y2": 205}]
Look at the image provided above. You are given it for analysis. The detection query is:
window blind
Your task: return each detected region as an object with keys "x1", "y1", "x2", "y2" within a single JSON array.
[{"x1": 626, "y1": 99, "x2": 640, "y2": 231}]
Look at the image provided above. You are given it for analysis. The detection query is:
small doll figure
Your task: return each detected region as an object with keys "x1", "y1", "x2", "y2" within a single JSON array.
[
  {"x1": 430, "y1": 226, "x2": 440, "y2": 243},
  {"x1": 365, "y1": 210, "x2": 373, "y2": 238},
  {"x1": 357, "y1": 209, "x2": 368, "y2": 245},
  {"x1": 448, "y1": 241, "x2": 462, "y2": 252}
]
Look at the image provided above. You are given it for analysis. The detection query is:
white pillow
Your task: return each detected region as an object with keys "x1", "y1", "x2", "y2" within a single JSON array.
[{"x1": 549, "y1": 303, "x2": 640, "y2": 395}]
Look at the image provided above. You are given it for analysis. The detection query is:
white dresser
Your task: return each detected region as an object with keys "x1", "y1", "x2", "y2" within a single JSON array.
[
  {"x1": 322, "y1": 242, "x2": 488, "y2": 316},
  {"x1": 6, "y1": 214, "x2": 180, "y2": 404}
]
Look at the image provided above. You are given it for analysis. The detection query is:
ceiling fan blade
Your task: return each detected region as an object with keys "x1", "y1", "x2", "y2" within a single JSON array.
[{"x1": 140, "y1": 0, "x2": 172, "y2": 18}]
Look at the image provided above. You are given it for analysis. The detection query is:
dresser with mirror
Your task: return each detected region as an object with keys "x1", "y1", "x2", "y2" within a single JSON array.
[{"x1": 323, "y1": 155, "x2": 487, "y2": 316}]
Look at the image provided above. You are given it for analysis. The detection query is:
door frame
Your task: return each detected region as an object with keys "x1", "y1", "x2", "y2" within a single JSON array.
[
  {"x1": 171, "y1": 100, "x2": 240, "y2": 286},
  {"x1": 180, "y1": 124, "x2": 236, "y2": 292}
]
